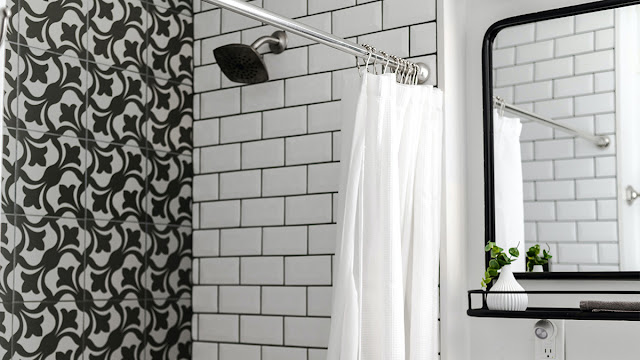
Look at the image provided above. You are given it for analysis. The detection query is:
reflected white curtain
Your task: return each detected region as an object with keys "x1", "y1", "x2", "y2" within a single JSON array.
[
  {"x1": 493, "y1": 110, "x2": 525, "y2": 272},
  {"x1": 328, "y1": 71, "x2": 443, "y2": 360}
]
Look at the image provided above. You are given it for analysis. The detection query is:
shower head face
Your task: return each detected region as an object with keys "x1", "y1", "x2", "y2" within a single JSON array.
[{"x1": 214, "y1": 44, "x2": 269, "y2": 84}]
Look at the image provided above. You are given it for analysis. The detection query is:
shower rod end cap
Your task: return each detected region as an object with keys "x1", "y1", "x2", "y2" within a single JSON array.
[
  {"x1": 416, "y1": 62, "x2": 429, "y2": 84},
  {"x1": 598, "y1": 136, "x2": 611, "y2": 148}
]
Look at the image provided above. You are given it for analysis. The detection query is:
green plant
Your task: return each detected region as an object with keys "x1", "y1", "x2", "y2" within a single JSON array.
[
  {"x1": 526, "y1": 244, "x2": 552, "y2": 272},
  {"x1": 481, "y1": 242, "x2": 520, "y2": 288}
]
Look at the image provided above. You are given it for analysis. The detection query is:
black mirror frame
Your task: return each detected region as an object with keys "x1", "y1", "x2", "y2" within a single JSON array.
[{"x1": 483, "y1": 0, "x2": 640, "y2": 280}]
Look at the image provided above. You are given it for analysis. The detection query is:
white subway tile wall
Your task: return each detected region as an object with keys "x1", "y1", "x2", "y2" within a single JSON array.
[
  {"x1": 493, "y1": 11, "x2": 618, "y2": 270},
  {"x1": 192, "y1": 0, "x2": 438, "y2": 357}
]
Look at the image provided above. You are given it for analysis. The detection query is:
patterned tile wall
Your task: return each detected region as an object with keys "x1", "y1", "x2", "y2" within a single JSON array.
[
  {"x1": 190, "y1": 0, "x2": 437, "y2": 359},
  {"x1": 0, "y1": 0, "x2": 193, "y2": 358}
]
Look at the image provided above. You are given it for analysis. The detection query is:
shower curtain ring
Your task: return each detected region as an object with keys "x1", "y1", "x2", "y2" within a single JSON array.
[
  {"x1": 409, "y1": 63, "x2": 418, "y2": 85},
  {"x1": 404, "y1": 62, "x2": 410, "y2": 84},
  {"x1": 392, "y1": 56, "x2": 401, "y2": 81},
  {"x1": 380, "y1": 51, "x2": 390, "y2": 74},
  {"x1": 370, "y1": 47, "x2": 378, "y2": 74},
  {"x1": 367, "y1": 45, "x2": 376, "y2": 74},
  {"x1": 409, "y1": 63, "x2": 415, "y2": 85},
  {"x1": 403, "y1": 61, "x2": 410, "y2": 84},
  {"x1": 409, "y1": 63, "x2": 416, "y2": 85},
  {"x1": 362, "y1": 44, "x2": 373, "y2": 74},
  {"x1": 402, "y1": 61, "x2": 408, "y2": 84},
  {"x1": 495, "y1": 96, "x2": 506, "y2": 117}
]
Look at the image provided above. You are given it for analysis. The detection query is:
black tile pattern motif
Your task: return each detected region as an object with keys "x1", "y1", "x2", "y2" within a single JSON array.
[
  {"x1": 83, "y1": 300, "x2": 147, "y2": 359},
  {"x1": 1, "y1": 127, "x2": 17, "y2": 215},
  {"x1": 87, "y1": 63, "x2": 147, "y2": 147},
  {"x1": 86, "y1": 141, "x2": 147, "y2": 222},
  {"x1": 4, "y1": 42, "x2": 18, "y2": 128},
  {"x1": 151, "y1": 0, "x2": 192, "y2": 16},
  {"x1": 18, "y1": 0, "x2": 88, "y2": 58},
  {"x1": 147, "y1": 150, "x2": 192, "y2": 226},
  {"x1": 1, "y1": 0, "x2": 193, "y2": 357},
  {"x1": 88, "y1": 0, "x2": 148, "y2": 73},
  {"x1": 11, "y1": 300, "x2": 85, "y2": 359},
  {"x1": 0, "y1": 302, "x2": 11, "y2": 359},
  {"x1": 15, "y1": 131, "x2": 86, "y2": 218},
  {"x1": 83, "y1": 220, "x2": 147, "y2": 300},
  {"x1": 147, "y1": 76, "x2": 193, "y2": 154},
  {"x1": 0, "y1": 215, "x2": 14, "y2": 304},
  {"x1": 15, "y1": 130, "x2": 86, "y2": 218},
  {"x1": 145, "y1": 224, "x2": 191, "y2": 299},
  {"x1": 17, "y1": 47, "x2": 87, "y2": 137},
  {"x1": 145, "y1": 299, "x2": 191, "y2": 360},
  {"x1": 12, "y1": 216, "x2": 86, "y2": 303},
  {"x1": 147, "y1": 5, "x2": 193, "y2": 84}
]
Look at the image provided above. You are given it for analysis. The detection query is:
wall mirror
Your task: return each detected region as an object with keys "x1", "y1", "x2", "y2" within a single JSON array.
[{"x1": 483, "y1": 0, "x2": 640, "y2": 280}]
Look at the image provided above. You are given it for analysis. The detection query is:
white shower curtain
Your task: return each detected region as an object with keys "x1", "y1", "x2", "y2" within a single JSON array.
[
  {"x1": 328, "y1": 71, "x2": 443, "y2": 360},
  {"x1": 493, "y1": 110, "x2": 525, "y2": 272}
]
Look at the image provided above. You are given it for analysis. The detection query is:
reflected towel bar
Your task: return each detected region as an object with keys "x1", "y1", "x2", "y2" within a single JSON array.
[
  {"x1": 493, "y1": 96, "x2": 611, "y2": 148},
  {"x1": 201, "y1": 0, "x2": 430, "y2": 84}
]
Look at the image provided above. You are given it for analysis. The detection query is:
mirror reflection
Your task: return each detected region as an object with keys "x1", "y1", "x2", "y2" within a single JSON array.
[{"x1": 491, "y1": 6, "x2": 640, "y2": 273}]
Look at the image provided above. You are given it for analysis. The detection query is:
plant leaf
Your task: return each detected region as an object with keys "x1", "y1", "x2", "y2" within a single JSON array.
[
  {"x1": 527, "y1": 244, "x2": 541, "y2": 256},
  {"x1": 489, "y1": 259, "x2": 500, "y2": 269},
  {"x1": 509, "y1": 247, "x2": 519, "y2": 258},
  {"x1": 491, "y1": 246, "x2": 503, "y2": 256}
]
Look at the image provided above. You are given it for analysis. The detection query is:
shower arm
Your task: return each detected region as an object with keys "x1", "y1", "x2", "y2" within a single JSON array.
[
  {"x1": 251, "y1": 36, "x2": 278, "y2": 49},
  {"x1": 201, "y1": 0, "x2": 430, "y2": 84},
  {"x1": 250, "y1": 31, "x2": 287, "y2": 54}
]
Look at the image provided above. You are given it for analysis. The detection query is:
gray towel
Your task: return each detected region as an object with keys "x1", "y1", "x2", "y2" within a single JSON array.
[{"x1": 580, "y1": 300, "x2": 640, "y2": 313}]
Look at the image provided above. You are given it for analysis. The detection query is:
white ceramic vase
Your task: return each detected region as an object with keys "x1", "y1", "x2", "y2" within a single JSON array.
[
  {"x1": 532, "y1": 265, "x2": 544, "y2": 273},
  {"x1": 486, "y1": 265, "x2": 528, "y2": 311}
]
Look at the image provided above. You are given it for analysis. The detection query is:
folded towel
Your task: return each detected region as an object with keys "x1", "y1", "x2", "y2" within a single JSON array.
[{"x1": 580, "y1": 300, "x2": 640, "y2": 313}]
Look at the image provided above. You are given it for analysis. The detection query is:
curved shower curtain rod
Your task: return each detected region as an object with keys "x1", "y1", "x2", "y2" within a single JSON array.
[
  {"x1": 201, "y1": 0, "x2": 431, "y2": 84},
  {"x1": 493, "y1": 96, "x2": 610, "y2": 148}
]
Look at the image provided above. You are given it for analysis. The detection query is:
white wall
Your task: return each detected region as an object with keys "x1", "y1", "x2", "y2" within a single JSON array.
[
  {"x1": 461, "y1": 0, "x2": 640, "y2": 359},
  {"x1": 437, "y1": 0, "x2": 471, "y2": 360}
]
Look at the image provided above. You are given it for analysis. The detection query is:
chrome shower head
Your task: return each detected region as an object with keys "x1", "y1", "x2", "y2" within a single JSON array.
[{"x1": 214, "y1": 30, "x2": 288, "y2": 84}]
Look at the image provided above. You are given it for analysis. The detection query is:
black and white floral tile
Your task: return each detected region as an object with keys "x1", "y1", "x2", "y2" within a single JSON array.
[{"x1": 0, "y1": 0, "x2": 193, "y2": 358}]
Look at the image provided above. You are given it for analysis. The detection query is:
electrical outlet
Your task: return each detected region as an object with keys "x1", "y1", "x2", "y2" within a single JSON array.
[{"x1": 534, "y1": 320, "x2": 565, "y2": 360}]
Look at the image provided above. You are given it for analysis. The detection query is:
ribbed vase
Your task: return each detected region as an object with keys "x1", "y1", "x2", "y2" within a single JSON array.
[{"x1": 486, "y1": 265, "x2": 528, "y2": 311}]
